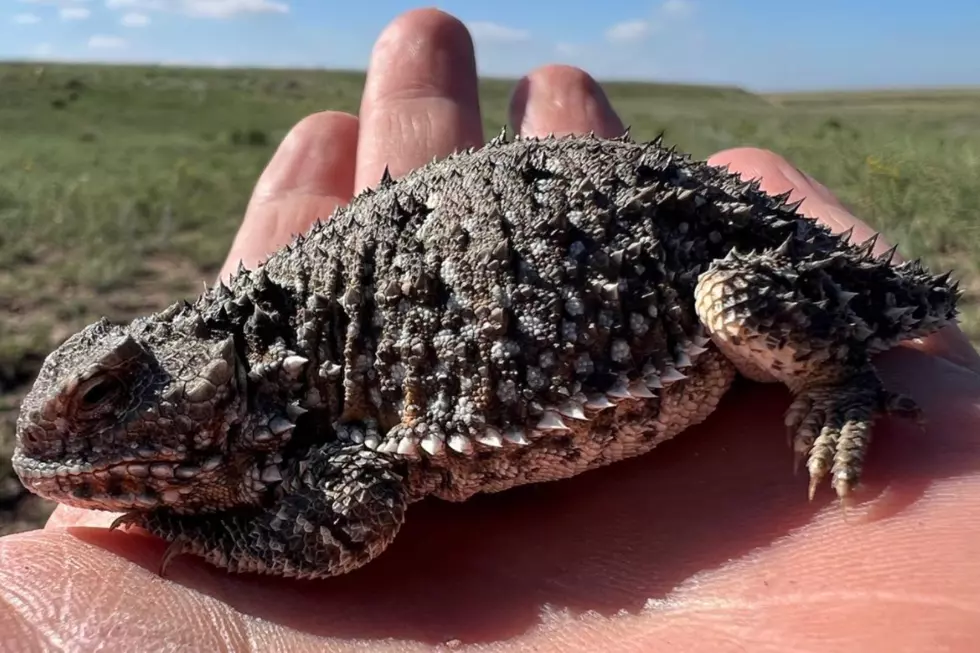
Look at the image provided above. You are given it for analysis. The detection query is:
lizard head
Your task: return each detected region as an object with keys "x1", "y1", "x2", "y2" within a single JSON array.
[{"x1": 13, "y1": 309, "x2": 251, "y2": 514}]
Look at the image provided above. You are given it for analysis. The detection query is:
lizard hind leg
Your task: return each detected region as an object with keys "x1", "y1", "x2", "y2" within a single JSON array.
[
  {"x1": 782, "y1": 366, "x2": 920, "y2": 500},
  {"x1": 130, "y1": 439, "x2": 409, "y2": 579},
  {"x1": 693, "y1": 247, "x2": 921, "y2": 500}
]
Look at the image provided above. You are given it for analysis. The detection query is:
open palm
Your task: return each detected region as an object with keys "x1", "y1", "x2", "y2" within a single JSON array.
[{"x1": 2, "y1": 9, "x2": 979, "y2": 652}]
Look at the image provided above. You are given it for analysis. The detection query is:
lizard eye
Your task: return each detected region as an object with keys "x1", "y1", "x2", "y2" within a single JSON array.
[{"x1": 78, "y1": 376, "x2": 122, "y2": 409}]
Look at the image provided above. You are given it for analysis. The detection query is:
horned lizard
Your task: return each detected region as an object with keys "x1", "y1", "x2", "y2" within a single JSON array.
[{"x1": 13, "y1": 131, "x2": 959, "y2": 579}]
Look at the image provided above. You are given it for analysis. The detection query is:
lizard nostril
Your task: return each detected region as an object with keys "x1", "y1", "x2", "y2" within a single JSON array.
[{"x1": 22, "y1": 424, "x2": 47, "y2": 449}]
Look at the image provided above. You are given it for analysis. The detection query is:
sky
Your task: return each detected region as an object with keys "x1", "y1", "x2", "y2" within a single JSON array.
[{"x1": 3, "y1": 0, "x2": 980, "y2": 91}]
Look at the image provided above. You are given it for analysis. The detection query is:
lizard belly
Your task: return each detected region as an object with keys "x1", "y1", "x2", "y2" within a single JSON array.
[{"x1": 407, "y1": 348, "x2": 737, "y2": 502}]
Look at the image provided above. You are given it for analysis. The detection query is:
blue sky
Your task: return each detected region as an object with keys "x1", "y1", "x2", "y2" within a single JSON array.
[{"x1": 3, "y1": 0, "x2": 979, "y2": 91}]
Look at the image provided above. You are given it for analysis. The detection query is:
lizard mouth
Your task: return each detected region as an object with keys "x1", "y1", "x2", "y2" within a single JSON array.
[{"x1": 12, "y1": 449, "x2": 225, "y2": 512}]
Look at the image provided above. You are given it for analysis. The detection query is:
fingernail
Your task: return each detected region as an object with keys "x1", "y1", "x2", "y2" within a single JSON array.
[
  {"x1": 367, "y1": 9, "x2": 478, "y2": 105},
  {"x1": 510, "y1": 65, "x2": 623, "y2": 138},
  {"x1": 775, "y1": 160, "x2": 844, "y2": 211},
  {"x1": 708, "y1": 148, "x2": 895, "y2": 257},
  {"x1": 251, "y1": 111, "x2": 358, "y2": 205}
]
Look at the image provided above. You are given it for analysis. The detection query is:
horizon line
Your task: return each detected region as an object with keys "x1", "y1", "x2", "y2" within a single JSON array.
[{"x1": 4, "y1": 58, "x2": 980, "y2": 96}]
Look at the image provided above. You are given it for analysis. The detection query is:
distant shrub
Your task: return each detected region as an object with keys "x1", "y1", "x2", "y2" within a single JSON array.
[
  {"x1": 814, "y1": 116, "x2": 858, "y2": 141},
  {"x1": 229, "y1": 128, "x2": 269, "y2": 147}
]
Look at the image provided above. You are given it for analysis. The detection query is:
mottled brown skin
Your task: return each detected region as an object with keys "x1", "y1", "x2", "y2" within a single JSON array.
[{"x1": 13, "y1": 132, "x2": 959, "y2": 579}]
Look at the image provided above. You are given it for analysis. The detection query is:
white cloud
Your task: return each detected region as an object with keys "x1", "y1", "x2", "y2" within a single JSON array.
[
  {"x1": 17, "y1": 0, "x2": 91, "y2": 5},
  {"x1": 32, "y1": 43, "x2": 54, "y2": 57},
  {"x1": 181, "y1": 0, "x2": 288, "y2": 17},
  {"x1": 662, "y1": 0, "x2": 694, "y2": 18},
  {"x1": 88, "y1": 35, "x2": 127, "y2": 49},
  {"x1": 605, "y1": 19, "x2": 652, "y2": 43},
  {"x1": 604, "y1": 0, "x2": 695, "y2": 45},
  {"x1": 466, "y1": 21, "x2": 530, "y2": 43},
  {"x1": 60, "y1": 7, "x2": 91, "y2": 19},
  {"x1": 104, "y1": 0, "x2": 288, "y2": 17},
  {"x1": 554, "y1": 42, "x2": 580, "y2": 56},
  {"x1": 120, "y1": 11, "x2": 150, "y2": 25},
  {"x1": 105, "y1": 0, "x2": 163, "y2": 7},
  {"x1": 13, "y1": 13, "x2": 41, "y2": 23}
]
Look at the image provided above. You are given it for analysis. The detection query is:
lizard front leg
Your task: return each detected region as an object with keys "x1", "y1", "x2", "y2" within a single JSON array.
[{"x1": 114, "y1": 441, "x2": 409, "y2": 579}]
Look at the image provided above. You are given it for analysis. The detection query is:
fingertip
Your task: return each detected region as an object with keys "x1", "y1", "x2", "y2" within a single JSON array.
[
  {"x1": 45, "y1": 505, "x2": 120, "y2": 529},
  {"x1": 250, "y1": 110, "x2": 359, "y2": 207},
  {"x1": 370, "y1": 8, "x2": 475, "y2": 75},
  {"x1": 510, "y1": 64, "x2": 625, "y2": 138},
  {"x1": 219, "y1": 110, "x2": 359, "y2": 280},
  {"x1": 355, "y1": 7, "x2": 482, "y2": 192}
]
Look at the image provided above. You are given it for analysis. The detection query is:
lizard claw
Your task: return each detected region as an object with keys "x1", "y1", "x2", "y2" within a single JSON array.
[
  {"x1": 159, "y1": 537, "x2": 190, "y2": 577},
  {"x1": 109, "y1": 512, "x2": 144, "y2": 532},
  {"x1": 109, "y1": 512, "x2": 186, "y2": 577}
]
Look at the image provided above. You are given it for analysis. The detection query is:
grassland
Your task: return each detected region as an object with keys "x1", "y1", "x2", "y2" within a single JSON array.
[{"x1": 1, "y1": 62, "x2": 978, "y2": 533}]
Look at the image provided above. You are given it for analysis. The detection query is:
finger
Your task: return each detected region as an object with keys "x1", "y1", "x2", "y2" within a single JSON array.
[
  {"x1": 709, "y1": 147, "x2": 980, "y2": 373},
  {"x1": 354, "y1": 8, "x2": 483, "y2": 193},
  {"x1": 219, "y1": 111, "x2": 359, "y2": 280},
  {"x1": 0, "y1": 529, "x2": 252, "y2": 650},
  {"x1": 509, "y1": 64, "x2": 625, "y2": 138},
  {"x1": 709, "y1": 147, "x2": 880, "y2": 243},
  {"x1": 45, "y1": 504, "x2": 119, "y2": 529}
]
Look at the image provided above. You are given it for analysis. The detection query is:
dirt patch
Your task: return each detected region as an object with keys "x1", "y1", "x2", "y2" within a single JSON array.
[{"x1": 0, "y1": 378, "x2": 57, "y2": 534}]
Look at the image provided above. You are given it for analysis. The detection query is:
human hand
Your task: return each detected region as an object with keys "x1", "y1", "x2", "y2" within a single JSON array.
[{"x1": 2, "y1": 8, "x2": 978, "y2": 651}]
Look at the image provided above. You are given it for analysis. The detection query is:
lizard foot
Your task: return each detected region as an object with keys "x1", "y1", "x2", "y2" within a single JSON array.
[
  {"x1": 109, "y1": 511, "x2": 186, "y2": 576},
  {"x1": 694, "y1": 245, "x2": 929, "y2": 503},
  {"x1": 785, "y1": 366, "x2": 921, "y2": 502},
  {"x1": 134, "y1": 440, "x2": 408, "y2": 579}
]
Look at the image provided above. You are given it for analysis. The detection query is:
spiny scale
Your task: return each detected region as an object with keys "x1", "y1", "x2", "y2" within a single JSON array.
[
  {"x1": 199, "y1": 130, "x2": 953, "y2": 489},
  {"x1": 12, "y1": 130, "x2": 959, "y2": 579}
]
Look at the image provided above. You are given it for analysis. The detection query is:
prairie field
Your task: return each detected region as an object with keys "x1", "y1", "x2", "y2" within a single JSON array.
[{"x1": 1, "y1": 62, "x2": 978, "y2": 533}]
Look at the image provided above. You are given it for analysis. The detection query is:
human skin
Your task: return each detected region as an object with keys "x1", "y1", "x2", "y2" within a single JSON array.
[{"x1": 2, "y1": 8, "x2": 979, "y2": 652}]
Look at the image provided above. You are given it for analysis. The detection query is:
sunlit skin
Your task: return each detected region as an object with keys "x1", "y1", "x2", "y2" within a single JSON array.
[{"x1": 1, "y1": 9, "x2": 978, "y2": 652}]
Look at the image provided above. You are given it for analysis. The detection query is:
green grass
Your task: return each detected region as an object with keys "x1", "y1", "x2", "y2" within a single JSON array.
[{"x1": 1, "y1": 62, "x2": 979, "y2": 377}]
